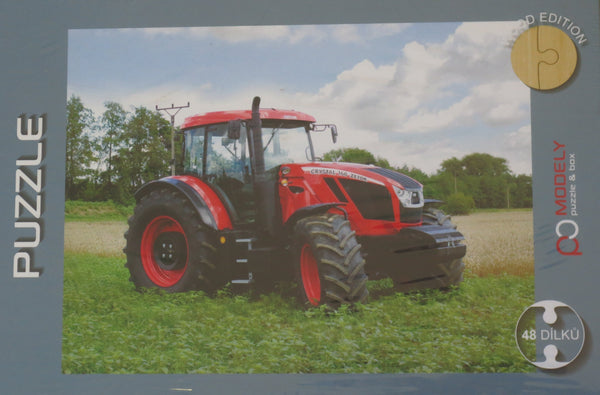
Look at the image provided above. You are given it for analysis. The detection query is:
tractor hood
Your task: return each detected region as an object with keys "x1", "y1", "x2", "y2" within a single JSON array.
[
  {"x1": 293, "y1": 162, "x2": 423, "y2": 190},
  {"x1": 279, "y1": 162, "x2": 425, "y2": 235}
]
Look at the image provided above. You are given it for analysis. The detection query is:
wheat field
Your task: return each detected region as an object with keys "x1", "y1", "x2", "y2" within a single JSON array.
[
  {"x1": 452, "y1": 211, "x2": 534, "y2": 276},
  {"x1": 64, "y1": 210, "x2": 534, "y2": 277},
  {"x1": 64, "y1": 221, "x2": 128, "y2": 257}
]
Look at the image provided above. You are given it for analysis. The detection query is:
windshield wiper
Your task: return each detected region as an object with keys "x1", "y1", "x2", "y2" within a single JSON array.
[{"x1": 263, "y1": 124, "x2": 282, "y2": 152}]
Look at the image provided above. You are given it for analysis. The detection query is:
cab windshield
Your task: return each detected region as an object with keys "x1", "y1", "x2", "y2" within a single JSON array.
[
  {"x1": 183, "y1": 121, "x2": 314, "y2": 181},
  {"x1": 261, "y1": 123, "x2": 314, "y2": 170}
]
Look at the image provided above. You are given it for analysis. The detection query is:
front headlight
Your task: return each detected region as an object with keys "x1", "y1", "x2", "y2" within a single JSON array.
[{"x1": 392, "y1": 185, "x2": 424, "y2": 208}]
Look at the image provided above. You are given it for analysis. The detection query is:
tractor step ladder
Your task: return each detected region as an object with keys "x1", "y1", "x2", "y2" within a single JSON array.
[{"x1": 231, "y1": 238, "x2": 255, "y2": 284}]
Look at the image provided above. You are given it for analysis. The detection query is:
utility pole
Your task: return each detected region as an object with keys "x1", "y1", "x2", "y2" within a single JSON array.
[{"x1": 156, "y1": 102, "x2": 190, "y2": 175}]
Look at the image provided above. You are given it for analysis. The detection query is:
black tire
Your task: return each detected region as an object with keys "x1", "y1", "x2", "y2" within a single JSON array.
[
  {"x1": 422, "y1": 206, "x2": 456, "y2": 228},
  {"x1": 124, "y1": 188, "x2": 225, "y2": 293},
  {"x1": 292, "y1": 213, "x2": 369, "y2": 309},
  {"x1": 445, "y1": 258, "x2": 465, "y2": 286}
]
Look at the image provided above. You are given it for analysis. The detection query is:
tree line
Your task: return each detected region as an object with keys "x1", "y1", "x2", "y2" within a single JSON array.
[
  {"x1": 66, "y1": 96, "x2": 532, "y2": 212},
  {"x1": 325, "y1": 148, "x2": 532, "y2": 213},
  {"x1": 66, "y1": 95, "x2": 177, "y2": 203}
]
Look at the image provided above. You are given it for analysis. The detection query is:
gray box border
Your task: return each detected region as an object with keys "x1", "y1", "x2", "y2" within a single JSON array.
[{"x1": 2, "y1": 0, "x2": 599, "y2": 393}]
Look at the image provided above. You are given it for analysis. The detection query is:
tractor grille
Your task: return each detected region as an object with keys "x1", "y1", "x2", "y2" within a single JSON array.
[
  {"x1": 401, "y1": 207, "x2": 422, "y2": 223},
  {"x1": 324, "y1": 177, "x2": 348, "y2": 203},
  {"x1": 367, "y1": 167, "x2": 423, "y2": 223},
  {"x1": 338, "y1": 179, "x2": 395, "y2": 222},
  {"x1": 367, "y1": 167, "x2": 422, "y2": 189}
]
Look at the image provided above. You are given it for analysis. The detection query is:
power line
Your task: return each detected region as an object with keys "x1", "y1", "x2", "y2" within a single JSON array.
[{"x1": 156, "y1": 102, "x2": 190, "y2": 175}]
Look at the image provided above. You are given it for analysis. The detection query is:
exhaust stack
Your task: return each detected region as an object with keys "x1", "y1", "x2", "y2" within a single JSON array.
[
  {"x1": 247, "y1": 96, "x2": 272, "y2": 234},
  {"x1": 248, "y1": 96, "x2": 265, "y2": 180}
]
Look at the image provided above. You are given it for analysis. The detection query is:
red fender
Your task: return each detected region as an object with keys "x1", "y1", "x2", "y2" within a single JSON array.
[
  {"x1": 171, "y1": 176, "x2": 233, "y2": 230},
  {"x1": 135, "y1": 176, "x2": 233, "y2": 230}
]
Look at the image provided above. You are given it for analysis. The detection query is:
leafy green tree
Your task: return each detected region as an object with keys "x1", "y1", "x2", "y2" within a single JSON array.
[
  {"x1": 461, "y1": 153, "x2": 510, "y2": 177},
  {"x1": 112, "y1": 106, "x2": 171, "y2": 202},
  {"x1": 323, "y1": 147, "x2": 376, "y2": 165},
  {"x1": 512, "y1": 174, "x2": 533, "y2": 208},
  {"x1": 396, "y1": 164, "x2": 429, "y2": 183},
  {"x1": 440, "y1": 157, "x2": 464, "y2": 194},
  {"x1": 100, "y1": 101, "x2": 127, "y2": 185},
  {"x1": 478, "y1": 175, "x2": 506, "y2": 208},
  {"x1": 374, "y1": 156, "x2": 390, "y2": 169},
  {"x1": 395, "y1": 164, "x2": 437, "y2": 197},
  {"x1": 434, "y1": 153, "x2": 529, "y2": 209},
  {"x1": 65, "y1": 95, "x2": 97, "y2": 199},
  {"x1": 443, "y1": 192, "x2": 475, "y2": 215},
  {"x1": 323, "y1": 147, "x2": 392, "y2": 169}
]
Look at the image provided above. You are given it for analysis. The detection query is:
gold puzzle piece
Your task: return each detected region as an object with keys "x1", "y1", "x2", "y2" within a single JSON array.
[{"x1": 511, "y1": 25, "x2": 577, "y2": 90}]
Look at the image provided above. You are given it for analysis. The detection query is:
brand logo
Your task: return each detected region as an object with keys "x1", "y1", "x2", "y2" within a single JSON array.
[
  {"x1": 511, "y1": 25, "x2": 577, "y2": 90},
  {"x1": 515, "y1": 300, "x2": 585, "y2": 369},
  {"x1": 302, "y1": 166, "x2": 384, "y2": 185}
]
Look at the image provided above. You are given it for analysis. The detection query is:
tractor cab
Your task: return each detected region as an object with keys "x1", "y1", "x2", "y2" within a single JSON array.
[{"x1": 180, "y1": 104, "x2": 337, "y2": 228}]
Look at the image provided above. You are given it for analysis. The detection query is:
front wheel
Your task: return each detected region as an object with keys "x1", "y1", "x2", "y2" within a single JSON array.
[
  {"x1": 292, "y1": 213, "x2": 369, "y2": 309},
  {"x1": 422, "y1": 206, "x2": 456, "y2": 228}
]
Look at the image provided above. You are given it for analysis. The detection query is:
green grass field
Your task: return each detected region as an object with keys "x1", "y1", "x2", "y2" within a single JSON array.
[
  {"x1": 64, "y1": 200, "x2": 134, "y2": 222},
  {"x1": 62, "y1": 202, "x2": 535, "y2": 374}
]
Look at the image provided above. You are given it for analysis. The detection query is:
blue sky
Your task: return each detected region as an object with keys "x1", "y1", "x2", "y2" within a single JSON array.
[{"x1": 68, "y1": 22, "x2": 531, "y2": 174}]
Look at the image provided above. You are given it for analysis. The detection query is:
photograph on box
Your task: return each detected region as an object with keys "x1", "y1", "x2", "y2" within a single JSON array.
[{"x1": 63, "y1": 21, "x2": 535, "y2": 374}]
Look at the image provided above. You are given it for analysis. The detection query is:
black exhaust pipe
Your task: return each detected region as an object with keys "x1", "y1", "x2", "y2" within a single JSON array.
[
  {"x1": 248, "y1": 96, "x2": 265, "y2": 180},
  {"x1": 247, "y1": 96, "x2": 273, "y2": 235}
]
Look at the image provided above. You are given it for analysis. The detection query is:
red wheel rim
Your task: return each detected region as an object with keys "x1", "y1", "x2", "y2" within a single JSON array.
[
  {"x1": 140, "y1": 216, "x2": 188, "y2": 287},
  {"x1": 300, "y1": 244, "x2": 321, "y2": 306}
]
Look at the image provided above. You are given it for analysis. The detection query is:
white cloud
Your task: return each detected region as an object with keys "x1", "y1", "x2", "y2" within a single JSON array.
[
  {"x1": 133, "y1": 23, "x2": 410, "y2": 45},
  {"x1": 367, "y1": 23, "x2": 410, "y2": 38},
  {"x1": 287, "y1": 21, "x2": 529, "y2": 137},
  {"x1": 398, "y1": 80, "x2": 528, "y2": 134},
  {"x1": 331, "y1": 25, "x2": 362, "y2": 43},
  {"x1": 400, "y1": 97, "x2": 475, "y2": 133},
  {"x1": 493, "y1": 125, "x2": 532, "y2": 174},
  {"x1": 505, "y1": 125, "x2": 531, "y2": 149},
  {"x1": 288, "y1": 25, "x2": 327, "y2": 44},
  {"x1": 75, "y1": 21, "x2": 531, "y2": 174}
]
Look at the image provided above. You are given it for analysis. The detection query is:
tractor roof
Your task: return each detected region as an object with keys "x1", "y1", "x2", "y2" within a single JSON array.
[{"x1": 181, "y1": 109, "x2": 316, "y2": 130}]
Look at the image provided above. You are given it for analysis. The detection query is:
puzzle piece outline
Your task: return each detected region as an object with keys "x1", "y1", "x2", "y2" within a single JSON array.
[
  {"x1": 517, "y1": 300, "x2": 585, "y2": 369},
  {"x1": 511, "y1": 25, "x2": 577, "y2": 90}
]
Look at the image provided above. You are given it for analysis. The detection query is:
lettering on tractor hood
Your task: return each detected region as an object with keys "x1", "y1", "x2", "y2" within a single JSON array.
[{"x1": 301, "y1": 166, "x2": 385, "y2": 186}]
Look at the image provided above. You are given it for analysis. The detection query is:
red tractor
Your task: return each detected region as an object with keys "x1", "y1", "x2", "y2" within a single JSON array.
[{"x1": 124, "y1": 97, "x2": 466, "y2": 309}]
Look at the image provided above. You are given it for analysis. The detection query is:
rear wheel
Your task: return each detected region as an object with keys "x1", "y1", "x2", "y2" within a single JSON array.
[
  {"x1": 292, "y1": 213, "x2": 369, "y2": 309},
  {"x1": 124, "y1": 188, "x2": 225, "y2": 293}
]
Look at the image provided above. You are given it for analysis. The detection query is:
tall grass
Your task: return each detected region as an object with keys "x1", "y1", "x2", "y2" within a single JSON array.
[
  {"x1": 63, "y1": 206, "x2": 535, "y2": 374},
  {"x1": 65, "y1": 200, "x2": 133, "y2": 222},
  {"x1": 62, "y1": 253, "x2": 534, "y2": 374}
]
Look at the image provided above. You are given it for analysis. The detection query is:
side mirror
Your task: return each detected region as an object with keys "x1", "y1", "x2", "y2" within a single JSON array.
[
  {"x1": 331, "y1": 125, "x2": 338, "y2": 143},
  {"x1": 312, "y1": 124, "x2": 338, "y2": 143},
  {"x1": 228, "y1": 119, "x2": 241, "y2": 140}
]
